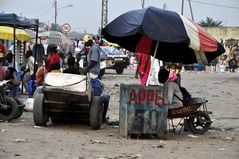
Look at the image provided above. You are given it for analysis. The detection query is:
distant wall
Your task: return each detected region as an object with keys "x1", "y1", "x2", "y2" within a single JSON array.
[{"x1": 204, "y1": 27, "x2": 239, "y2": 41}]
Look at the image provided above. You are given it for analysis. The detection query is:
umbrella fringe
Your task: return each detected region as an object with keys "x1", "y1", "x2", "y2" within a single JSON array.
[{"x1": 195, "y1": 51, "x2": 208, "y2": 65}]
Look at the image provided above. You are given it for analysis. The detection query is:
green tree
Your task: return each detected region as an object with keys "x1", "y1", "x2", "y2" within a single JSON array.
[
  {"x1": 198, "y1": 17, "x2": 223, "y2": 27},
  {"x1": 50, "y1": 23, "x2": 63, "y2": 32}
]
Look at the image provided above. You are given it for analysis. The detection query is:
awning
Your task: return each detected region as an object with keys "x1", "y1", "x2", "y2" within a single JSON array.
[{"x1": 0, "y1": 26, "x2": 30, "y2": 41}]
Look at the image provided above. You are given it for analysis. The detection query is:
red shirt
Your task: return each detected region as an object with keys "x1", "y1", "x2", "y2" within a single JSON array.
[
  {"x1": 0, "y1": 66, "x2": 8, "y2": 81},
  {"x1": 36, "y1": 66, "x2": 45, "y2": 84},
  {"x1": 0, "y1": 44, "x2": 7, "y2": 56},
  {"x1": 47, "y1": 54, "x2": 60, "y2": 72},
  {"x1": 138, "y1": 53, "x2": 151, "y2": 74}
]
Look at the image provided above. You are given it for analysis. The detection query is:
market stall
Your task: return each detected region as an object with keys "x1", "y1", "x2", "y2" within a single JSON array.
[
  {"x1": 0, "y1": 13, "x2": 39, "y2": 71},
  {"x1": 102, "y1": 6, "x2": 225, "y2": 137}
]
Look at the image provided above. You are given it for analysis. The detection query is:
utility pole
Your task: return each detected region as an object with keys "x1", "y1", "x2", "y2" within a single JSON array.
[
  {"x1": 54, "y1": 0, "x2": 57, "y2": 31},
  {"x1": 141, "y1": 0, "x2": 145, "y2": 8},
  {"x1": 101, "y1": 0, "x2": 108, "y2": 33},
  {"x1": 163, "y1": 3, "x2": 167, "y2": 10},
  {"x1": 188, "y1": 0, "x2": 194, "y2": 21},
  {"x1": 181, "y1": 0, "x2": 194, "y2": 20},
  {"x1": 181, "y1": 0, "x2": 184, "y2": 15}
]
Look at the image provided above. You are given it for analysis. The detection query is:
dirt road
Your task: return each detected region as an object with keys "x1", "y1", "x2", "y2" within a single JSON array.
[{"x1": 0, "y1": 69, "x2": 239, "y2": 159}]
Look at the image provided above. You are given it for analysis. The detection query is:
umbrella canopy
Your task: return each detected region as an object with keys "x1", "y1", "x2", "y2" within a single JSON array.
[
  {"x1": 39, "y1": 31, "x2": 73, "y2": 52},
  {"x1": 102, "y1": 6, "x2": 225, "y2": 64},
  {"x1": 0, "y1": 26, "x2": 30, "y2": 41}
]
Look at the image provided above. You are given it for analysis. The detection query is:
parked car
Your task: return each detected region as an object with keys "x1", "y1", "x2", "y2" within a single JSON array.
[{"x1": 99, "y1": 46, "x2": 130, "y2": 77}]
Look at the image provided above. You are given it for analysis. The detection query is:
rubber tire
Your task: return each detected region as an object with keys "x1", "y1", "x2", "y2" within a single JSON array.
[
  {"x1": 188, "y1": 111, "x2": 211, "y2": 134},
  {"x1": 116, "y1": 68, "x2": 124, "y2": 74},
  {"x1": 90, "y1": 96, "x2": 103, "y2": 130},
  {"x1": 13, "y1": 98, "x2": 24, "y2": 119},
  {"x1": 33, "y1": 94, "x2": 48, "y2": 126},
  {"x1": 0, "y1": 96, "x2": 18, "y2": 121},
  {"x1": 101, "y1": 96, "x2": 109, "y2": 123}
]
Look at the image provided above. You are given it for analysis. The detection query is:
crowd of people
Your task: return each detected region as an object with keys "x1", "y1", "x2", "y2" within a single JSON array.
[
  {"x1": 1, "y1": 36, "x2": 238, "y2": 112},
  {"x1": 214, "y1": 38, "x2": 239, "y2": 73},
  {"x1": 0, "y1": 34, "x2": 107, "y2": 96},
  {"x1": 0, "y1": 34, "x2": 112, "y2": 121},
  {"x1": 130, "y1": 39, "x2": 239, "y2": 109}
]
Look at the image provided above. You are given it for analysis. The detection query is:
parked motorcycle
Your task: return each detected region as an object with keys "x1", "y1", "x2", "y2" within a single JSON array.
[{"x1": 0, "y1": 80, "x2": 18, "y2": 121}]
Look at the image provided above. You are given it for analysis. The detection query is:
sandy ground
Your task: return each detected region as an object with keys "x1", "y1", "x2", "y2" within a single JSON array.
[{"x1": 0, "y1": 69, "x2": 239, "y2": 159}]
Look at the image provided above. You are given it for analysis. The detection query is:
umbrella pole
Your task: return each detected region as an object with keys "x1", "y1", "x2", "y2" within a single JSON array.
[
  {"x1": 146, "y1": 41, "x2": 159, "y2": 86},
  {"x1": 34, "y1": 27, "x2": 39, "y2": 75}
]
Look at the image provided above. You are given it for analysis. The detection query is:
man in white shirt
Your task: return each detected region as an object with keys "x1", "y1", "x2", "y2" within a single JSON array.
[{"x1": 23, "y1": 50, "x2": 35, "y2": 93}]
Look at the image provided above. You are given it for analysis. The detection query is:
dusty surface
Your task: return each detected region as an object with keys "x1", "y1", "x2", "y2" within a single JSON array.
[{"x1": 0, "y1": 69, "x2": 239, "y2": 159}]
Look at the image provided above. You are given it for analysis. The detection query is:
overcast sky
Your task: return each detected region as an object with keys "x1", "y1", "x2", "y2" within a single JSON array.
[{"x1": 0, "y1": 0, "x2": 238, "y2": 34}]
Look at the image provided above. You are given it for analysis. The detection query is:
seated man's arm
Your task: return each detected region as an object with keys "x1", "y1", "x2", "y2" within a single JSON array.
[{"x1": 165, "y1": 82, "x2": 183, "y2": 108}]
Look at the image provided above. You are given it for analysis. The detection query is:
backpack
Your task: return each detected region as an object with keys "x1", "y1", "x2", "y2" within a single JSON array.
[{"x1": 174, "y1": 86, "x2": 192, "y2": 105}]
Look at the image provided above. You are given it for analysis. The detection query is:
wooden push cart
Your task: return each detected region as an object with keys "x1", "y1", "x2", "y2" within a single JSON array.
[{"x1": 33, "y1": 73, "x2": 104, "y2": 130}]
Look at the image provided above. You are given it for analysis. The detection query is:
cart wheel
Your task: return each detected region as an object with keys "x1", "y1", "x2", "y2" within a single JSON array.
[
  {"x1": 0, "y1": 96, "x2": 18, "y2": 121},
  {"x1": 90, "y1": 96, "x2": 103, "y2": 130},
  {"x1": 99, "y1": 69, "x2": 105, "y2": 79},
  {"x1": 13, "y1": 98, "x2": 24, "y2": 119},
  {"x1": 116, "y1": 68, "x2": 124, "y2": 74},
  {"x1": 188, "y1": 111, "x2": 211, "y2": 134},
  {"x1": 33, "y1": 94, "x2": 48, "y2": 126},
  {"x1": 102, "y1": 96, "x2": 109, "y2": 123}
]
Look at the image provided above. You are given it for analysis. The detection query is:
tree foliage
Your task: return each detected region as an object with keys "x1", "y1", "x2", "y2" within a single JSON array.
[
  {"x1": 198, "y1": 17, "x2": 223, "y2": 27},
  {"x1": 50, "y1": 23, "x2": 63, "y2": 33}
]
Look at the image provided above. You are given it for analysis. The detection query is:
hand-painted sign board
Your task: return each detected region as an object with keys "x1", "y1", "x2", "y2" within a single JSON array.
[{"x1": 119, "y1": 84, "x2": 168, "y2": 138}]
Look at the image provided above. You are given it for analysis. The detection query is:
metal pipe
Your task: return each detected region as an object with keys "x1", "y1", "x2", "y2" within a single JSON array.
[
  {"x1": 54, "y1": 0, "x2": 57, "y2": 31},
  {"x1": 34, "y1": 20, "x2": 39, "y2": 75},
  {"x1": 13, "y1": 27, "x2": 16, "y2": 68}
]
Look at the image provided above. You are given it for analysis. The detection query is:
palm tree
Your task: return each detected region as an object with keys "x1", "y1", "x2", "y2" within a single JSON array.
[{"x1": 198, "y1": 17, "x2": 223, "y2": 27}]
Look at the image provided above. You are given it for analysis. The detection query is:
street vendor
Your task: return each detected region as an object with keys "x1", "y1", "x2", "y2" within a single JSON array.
[
  {"x1": 82, "y1": 35, "x2": 100, "y2": 78},
  {"x1": 83, "y1": 34, "x2": 110, "y2": 122},
  {"x1": 82, "y1": 34, "x2": 102, "y2": 95},
  {"x1": 158, "y1": 68, "x2": 183, "y2": 109}
]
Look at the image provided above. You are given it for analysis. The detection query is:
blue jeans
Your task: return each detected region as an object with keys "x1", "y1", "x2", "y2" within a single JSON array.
[
  {"x1": 91, "y1": 78, "x2": 103, "y2": 96},
  {"x1": 100, "y1": 94, "x2": 110, "y2": 122}
]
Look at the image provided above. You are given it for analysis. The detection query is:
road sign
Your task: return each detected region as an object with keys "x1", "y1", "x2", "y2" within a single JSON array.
[{"x1": 61, "y1": 23, "x2": 71, "y2": 33}]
